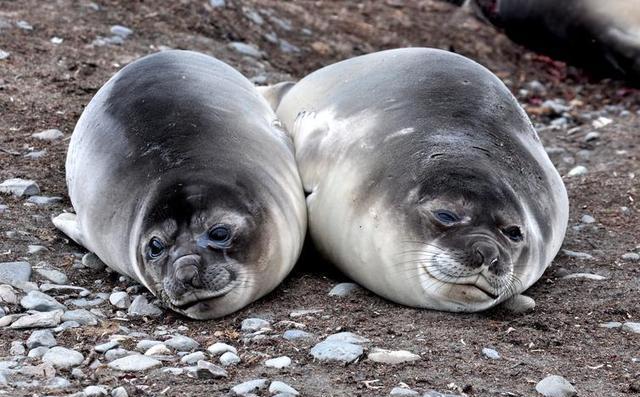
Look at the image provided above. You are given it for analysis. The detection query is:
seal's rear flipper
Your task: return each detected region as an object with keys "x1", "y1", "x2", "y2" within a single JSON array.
[
  {"x1": 52, "y1": 213, "x2": 86, "y2": 248},
  {"x1": 501, "y1": 294, "x2": 535, "y2": 313},
  {"x1": 256, "y1": 82, "x2": 295, "y2": 112}
]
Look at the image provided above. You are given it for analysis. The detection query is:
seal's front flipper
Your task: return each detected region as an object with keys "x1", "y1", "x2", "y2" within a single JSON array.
[
  {"x1": 52, "y1": 213, "x2": 86, "y2": 248},
  {"x1": 256, "y1": 81, "x2": 295, "y2": 111},
  {"x1": 501, "y1": 294, "x2": 535, "y2": 313}
]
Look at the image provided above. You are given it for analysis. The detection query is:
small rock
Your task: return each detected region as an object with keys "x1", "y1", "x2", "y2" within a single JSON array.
[
  {"x1": 109, "y1": 291, "x2": 131, "y2": 309},
  {"x1": 231, "y1": 379, "x2": 268, "y2": 396},
  {"x1": 535, "y1": 375, "x2": 577, "y2": 397},
  {"x1": 241, "y1": 317, "x2": 270, "y2": 332},
  {"x1": 28, "y1": 346, "x2": 50, "y2": 358},
  {"x1": 220, "y1": 351, "x2": 241, "y2": 366},
  {"x1": 108, "y1": 355, "x2": 162, "y2": 372},
  {"x1": 136, "y1": 339, "x2": 162, "y2": 352},
  {"x1": 0, "y1": 261, "x2": 32, "y2": 284},
  {"x1": 622, "y1": 253, "x2": 640, "y2": 262},
  {"x1": 584, "y1": 132, "x2": 600, "y2": 142},
  {"x1": 62, "y1": 309, "x2": 98, "y2": 325},
  {"x1": 111, "y1": 386, "x2": 129, "y2": 397},
  {"x1": 94, "y1": 340, "x2": 119, "y2": 353},
  {"x1": 42, "y1": 346, "x2": 84, "y2": 369},
  {"x1": 21, "y1": 290, "x2": 66, "y2": 311},
  {"x1": 580, "y1": 214, "x2": 595, "y2": 224},
  {"x1": 310, "y1": 341, "x2": 363, "y2": 364},
  {"x1": 283, "y1": 329, "x2": 312, "y2": 340},
  {"x1": 32, "y1": 129, "x2": 64, "y2": 141},
  {"x1": 325, "y1": 332, "x2": 369, "y2": 344},
  {"x1": 47, "y1": 376, "x2": 71, "y2": 389},
  {"x1": 50, "y1": 36, "x2": 63, "y2": 44},
  {"x1": 0, "y1": 285, "x2": 18, "y2": 304},
  {"x1": 110, "y1": 25, "x2": 133, "y2": 38},
  {"x1": 24, "y1": 150, "x2": 47, "y2": 159},
  {"x1": 10, "y1": 309, "x2": 63, "y2": 329},
  {"x1": 567, "y1": 166, "x2": 587, "y2": 177},
  {"x1": 0, "y1": 50, "x2": 9, "y2": 60},
  {"x1": 265, "y1": 356, "x2": 291, "y2": 369},
  {"x1": 482, "y1": 347, "x2": 500, "y2": 359},
  {"x1": 195, "y1": 360, "x2": 228, "y2": 379},
  {"x1": 180, "y1": 351, "x2": 205, "y2": 364},
  {"x1": 209, "y1": 0, "x2": 225, "y2": 7},
  {"x1": 622, "y1": 322, "x2": 640, "y2": 334},
  {"x1": 145, "y1": 343, "x2": 172, "y2": 356},
  {"x1": 27, "y1": 196, "x2": 62, "y2": 206},
  {"x1": 28, "y1": 245, "x2": 48, "y2": 254},
  {"x1": 390, "y1": 387, "x2": 419, "y2": 396},
  {"x1": 105, "y1": 348, "x2": 131, "y2": 362},
  {"x1": 84, "y1": 385, "x2": 108, "y2": 397},
  {"x1": 16, "y1": 20, "x2": 33, "y2": 30},
  {"x1": 289, "y1": 309, "x2": 323, "y2": 317},
  {"x1": 599, "y1": 322, "x2": 622, "y2": 329},
  {"x1": 207, "y1": 342, "x2": 237, "y2": 356},
  {"x1": 10, "y1": 341, "x2": 26, "y2": 355},
  {"x1": 561, "y1": 273, "x2": 606, "y2": 281},
  {"x1": 0, "y1": 178, "x2": 40, "y2": 197},
  {"x1": 328, "y1": 282, "x2": 360, "y2": 297},
  {"x1": 269, "y1": 380, "x2": 299, "y2": 395},
  {"x1": 592, "y1": 116, "x2": 612, "y2": 129},
  {"x1": 561, "y1": 250, "x2": 593, "y2": 260},
  {"x1": 228, "y1": 42, "x2": 262, "y2": 58},
  {"x1": 68, "y1": 297, "x2": 104, "y2": 307},
  {"x1": 367, "y1": 348, "x2": 420, "y2": 364},
  {"x1": 71, "y1": 368, "x2": 85, "y2": 379},
  {"x1": 53, "y1": 320, "x2": 81, "y2": 332},
  {"x1": 128, "y1": 295, "x2": 162, "y2": 317},
  {"x1": 82, "y1": 253, "x2": 106, "y2": 270},
  {"x1": 165, "y1": 335, "x2": 199, "y2": 351},
  {"x1": 26, "y1": 329, "x2": 56, "y2": 349},
  {"x1": 35, "y1": 268, "x2": 68, "y2": 284}
]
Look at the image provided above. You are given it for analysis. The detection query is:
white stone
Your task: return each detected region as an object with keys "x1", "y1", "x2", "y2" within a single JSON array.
[
  {"x1": 109, "y1": 291, "x2": 131, "y2": 309},
  {"x1": 0, "y1": 178, "x2": 40, "y2": 197},
  {"x1": 328, "y1": 282, "x2": 360, "y2": 297},
  {"x1": 241, "y1": 317, "x2": 270, "y2": 332},
  {"x1": 535, "y1": 375, "x2": 577, "y2": 397},
  {"x1": 220, "y1": 351, "x2": 241, "y2": 366},
  {"x1": 145, "y1": 343, "x2": 171, "y2": 356},
  {"x1": 231, "y1": 379, "x2": 268, "y2": 396},
  {"x1": 42, "y1": 346, "x2": 84, "y2": 369},
  {"x1": 107, "y1": 355, "x2": 162, "y2": 372},
  {"x1": 265, "y1": 356, "x2": 291, "y2": 369},
  {"x1": 84, "y1": 385, "x2": 108, "y2": 397},
  {"x1": 269, "y1": 380, "x2": 299, "y2": 395},
  {"x1": 561, "y1": 273, "x2": 606, "y2": 281},
  {"x1": 567, "y1": 166, "x2": 587, "y2": 177},
  {"x1": 165, "y1": 334, "x2": 198, "y2": 351},
  {"x1": 32, "y1": 129, "x2": 64, "y2": 141},
  {"x1": 180, "y1": 351, "x2": 205, "y2": 364},
  {"x1": 207, "y1": 342, "x2": 237, "y2": 356},
  {"x1": 367, "y1": 348, "x2": 420, "y2": 364},
  {"x1": 10, "y1": 309, "x2": 63, "y2": 329},
  {"x1": 482, "y1": 347, "x2": 500, "y2": 359}
]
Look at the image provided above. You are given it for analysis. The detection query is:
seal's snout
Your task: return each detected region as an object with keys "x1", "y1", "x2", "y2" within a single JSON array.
[
  {"x1": 173, "y1": 254, "x2": 202, "y2": 288},
  {"x1": 473, "y1": 241, "x2": 499, "y2": 268}
]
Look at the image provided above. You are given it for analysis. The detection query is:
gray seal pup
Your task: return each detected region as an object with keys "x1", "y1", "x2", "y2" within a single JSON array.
[
  {"x1": 54, "y1": 50, "x2": 306, "y2": 319},
  {"x1": 467, "y1": 0, "x2": 640, "y2": 83},
  {"x1": 262, "y1": 48, "x2": 568, "y2": 312}
]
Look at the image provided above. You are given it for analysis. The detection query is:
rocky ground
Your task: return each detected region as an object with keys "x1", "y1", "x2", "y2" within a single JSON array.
[{"x1": 0, "y1": 1, "x2": 639, "y2": 396}]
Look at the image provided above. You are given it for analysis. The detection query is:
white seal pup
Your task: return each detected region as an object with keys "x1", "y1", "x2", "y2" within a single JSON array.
[
  {"x1": 54, "y1": 50, "x2": 306, "y2": 319},
  {"x1": 262, "y1": 48, "x2": 568, "y2": 312}
]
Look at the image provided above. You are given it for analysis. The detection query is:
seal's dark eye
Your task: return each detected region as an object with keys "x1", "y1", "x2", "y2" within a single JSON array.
[
  {"x1": 147, "y1": 237, "x2": 165, "y2": 259},
  {"x1": 502, "y1": 226, "x2": 523, "y2": 242},
  {"x1": 434, "y1": 210, "x2": 460, "y2": 225},
  {"x1": 209, "y1": 225, "x2": 231, "y2": 246}
]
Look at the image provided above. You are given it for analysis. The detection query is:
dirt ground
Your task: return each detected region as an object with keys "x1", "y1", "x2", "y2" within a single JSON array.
[{"x1": 0, "y1": 0, "x2": 639, "y2": 396}]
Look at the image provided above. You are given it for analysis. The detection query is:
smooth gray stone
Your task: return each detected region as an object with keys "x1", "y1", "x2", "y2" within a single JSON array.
[
  {"x1": 0, "y1": 178, "x2": 40, "y2": 197},
  {"x1": 325, "y1": 332, "x2": 369, "y2": 344},
  {"x1": 231, "y1": 379, "x2": 268, "y2": 396},
  {"x1": 482, "y1": 347, "x2": 500, "y2": 359},
  {"x1": 368, "y1": 348, "x2": 420, "y2": 364},
  {"x1": 206, "y1": 342, "x2": 237, "y2": 356},
  {"x1": 390, "y1": 387, "x2": 419, "y2": 396},
  {"x1": 535, "y1": 375, "x2": 577, "y2": 397},
  {"x1": 109, "y1": 291, "x2": 131, "y2": 309},
  {"x1": 26, "y1": 329, "x2": 56, "y2": 349},
  {"x1": 228, "y1": 42, "x2": 262, "y2": 58},
  {"x1": 28, "y1": 346, "x2": 50, "y2": 358},
  {"x1": 110, "y1": 25, "x2": 133, "y2": 38},
  {"x1": 128, "y1": 295, "x2": 162, "y2": 317},
  {"x1": 622, "y1": 322, "x2": 640, "y2": 334},
  {"x1": 108, "y1": 355, "x2": 161, "y2": 372},
  {"x1": 241, "y1": 317, "x2": 270, "y2": 332},
  {"x1": 10, "y1": 310, "x2": 63, "y2": 329},
  {"x1": 194, "y1": 360, "x2": 228, "y2": 379},
  {"x1": 165, "y1": 335, "x2": 198, "y2": 351},
  {"x1": 32, "y1": 129, "x2": 63, "y2": 140},
  {"x1": 27, "y1": 196, "x2": 62, "y2": 206},
  {"x1": 105, "y1": 348, "x2": 131, "y2": 362},
  {"x1": 220, "y1": 351, "x2": 241, "y2": 366},
  {"x1": 35, "y1": 268, "x2": 68, "y2": 284},
  {"x1": 0, "y1": 261, "x2": 32, "y2": 284},
  {"x1": 95, "y1": 340, "x2": 119, "y2": 353},
  {"x1": 283, "y1": 329, "x2": 313, "y2": 340},
  {"x1": 269, "y1": 381, "x2": 299, "y2": 395},
  {"x1": 328, "y1": 282, "x2": 360, "y2": 297},
  {"x1": 310, "y1": 341, "x2": 363, "y2": 364},
  {"x1": 180, "y1": 351, "x2": 205, "y2": 364},
  {"x1": 111, "y1": 386, "x2": 129, "y2": 397},
  {"x1": 84, "y1": 385, "x2": 108, "y2": 397},
  {"x1": 264, "y1": 356, "x2": 291, "y2": 369},
  {"x1": 21, "y1": 290, "x2": 65, "y2": 311},
  {"x1": 62, "y1": 309, "x2": 98, "y2": 325},
  {"x1": 42, "y1": 346, "x2": 84, "y2": 369}
]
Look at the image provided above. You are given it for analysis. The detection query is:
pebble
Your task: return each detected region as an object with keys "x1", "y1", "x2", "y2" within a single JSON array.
[
  {"x1": 289, "y1": 309, "x2": 323, "y2": 317},
  {"x1": 128, "y1": 295, "x2": 162, "y2": 317},
  {"x1": 283, "y1": 329, "x2": 313, "y2": 340},
  {"x1": 24, "y1": 150, "x2": 47, "y2": 159},
  {"x1": 112, "y1": 386, "x2": 129, "y2": 397},
  {"x1": 269, "y1": 381, "x2": 299, "y2": 395},
  {"x1": 28, "y1": 346, "x2": 50, "y2": 358},
  {"x1": 622, "y1": 322, "x2": 640, "y2": 334},
  {"x1": 194, "y1": 360, "x2": 228, "y2": 379},
  {"x1": 84, "y1": 385, "x2": 108, "y2": 397},
  {"x1": 94, "y1": 340, "x2": 119, "y2": 353},
  {"x1": 0, "y1": 261, "x2": 32, "y2": 284},
  {"x1": 220, "y1": 351, "x2": 241, "y2": 366},
  {"x1": 28, "y1": 244, "x2": 48, "y2": 254},
  {"x1": 622, "y1": 253, "x2": 640, "y2": 262},
  {"x1": 27, "y1": 196, "x2": 62, "y2": 206},
  {"x1": 53, "y1": 320, "x2": 80, "y2": 332},
  {"x1": 243, "y1": 9, "x2": 264, "y2": 25},
  {"x1": 580, "y1": 214, "x2": 595, "y2": 224},
  {"x1": 10, "y1": 309, "x2": 63, "y2": 329},
  {"x1": 0, "y1": 204, "x2": 7, "y2": 213},
  {"x1": 228, "y1": 42, "x2": 262, "y2": 58},
  {"x1": 0, "y1": 285, "x2": 18, "y2": 304},
  {"x1": 32, "y1": 129, "x2": 63, "y2": 140},
  {"x1": 482, "y1": 347, "x2": 500, "y2": 359},
  {"x1": 328, "y1": 282, "x2": 360, "y2": 297},
  {"x1": 209, "y1": 0, "x2": 226, "y2": 7},
  {"x1": 109, "y1": 291, "x2": 131, "y2": 309},
  {"x1": 367, "y1": 348, "x2": 420, "y2": 364},
  {"x1": 144, "y1": 343, "x2": 171, "y2": 356},
  {"x1": 599, "y1": 322, "x2": 622, "y2": 329},
  {"x1": 390, "y1": 387, "x2": 419, "y2": 396},
  {"x1": 62, "y1": 309, "x2": 98, "y2": 325},
  {"x1": 180, "y1": 351, "x2": 205, "y2": 364},
  {"x1": 165, "y1": 335, "x2": 199, "y2": 351},
  {"x1": 82, "y1": 252, "x2": 106, "y2": 270},
  {"x1": 105, "y1": 348, "x2": 131, "y2": 362},
  {"x1": 136, "y1": 340, "x2": 162, "y2": 352},
  {"x1": 26, "y1": 329, "x2": 56, "y2": 349},
  {"x1": 241, "y1": 317, "x2": 271, "y2": 332},
  {"x1": 231, "y1": 378, "x2": 268, "y2": 396},
  {"x1": 35, "y1": 268, "x2": 68, "y2": 284},
  {"x1": 69, "y1": 297, "x2": 104, "y2": 307},
  {"x1": 265, "y1": 356, "x2": 291, "y2": 369},
  {"x1": 10, "y1": 341, "x2": 26, "y2": 355},
  {"x1": 108, "y1": 355, "x2": 162, "y2": 372},
  {"x1": 50, "y1": 36, "x2": 63, "y2": 44},
  {"x1": 561, "y1": 273, "x2": 606, "y2": 281},
  {"x1": 535, "y1": 375, "x2": 577, "y2": 397},
  {"x1": 0, "y1": 178, "x2": 40, "y2": 197},
  {"x1": 110, "y1": 25, "x2": 133, "y2": 38},
  {"x1": 325, "y1": 332, "x2": 369, "y2": 344},
  {"x1": 47, "y1": 376, "x2": 71, "y2": 389},
  {"x1": 42, "y1": 346, "x2": 84, "y2": 369},
  {"x1": 21, "y1": 290, "x2": 66, "y2": 311},
  {"x1": 16, "y1": 20, "x2": 33, "y2": 30},
  {"x1": 584, "y1": 132, "x2": 600, "y2": 142},
  {"x1": 567, "y1": 166, "x2": 587, "y2": 177},
  {"x1": 71, "y1": 368, "x2": 85, "y2": 379},
  {"x1": 310, "y1": 341, "x2": 363, "y2": 364},
  {"x1": 561, "y1": 250, "x2": 593, "y2": 260},
  {"x1": 0, "y1": 50, "x2": 9, "y2": 60},
  {"x1": 207, "y1": 342, "x2": 237, "y2": 356},
  {"x1": 502, "y1": 294, "x2": 535, "y2": 313}
]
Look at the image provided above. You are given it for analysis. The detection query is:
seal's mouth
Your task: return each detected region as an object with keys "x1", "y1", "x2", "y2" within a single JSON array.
[
  {"x1": 463, "y1": 283, "x2": 500, "y2": 300},
  {"x1": 167, "y1": 279, "x2": 241, "y2": 309}
]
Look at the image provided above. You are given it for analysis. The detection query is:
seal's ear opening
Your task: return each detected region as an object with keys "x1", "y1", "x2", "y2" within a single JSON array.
[{"x1": 256, "y1": 81, "x2": 296, "y2": 112}]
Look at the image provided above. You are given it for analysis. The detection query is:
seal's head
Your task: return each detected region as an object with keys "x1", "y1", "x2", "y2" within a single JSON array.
[{"x1": 132, "y1": 178, "x2": 293, "y2": 320}]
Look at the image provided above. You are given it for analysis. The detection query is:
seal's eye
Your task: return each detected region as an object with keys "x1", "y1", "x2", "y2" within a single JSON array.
[
  {"x1": 209, "y1": 225, "x2": 232, "y2": 246},
  {"x1": 502, "y1": 226, "x2": 523, "y2": 242},
  {"x1": 434, "y1": 210, "x2": 460, "y2": 225},
  {"x1": 147, "y1": 237, "x2": 165, "y2": 259}
]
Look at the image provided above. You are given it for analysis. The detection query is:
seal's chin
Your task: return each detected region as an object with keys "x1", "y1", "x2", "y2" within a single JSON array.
[{"x1": 167, "y1": 279, "x2": 241, "y2": 309}]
